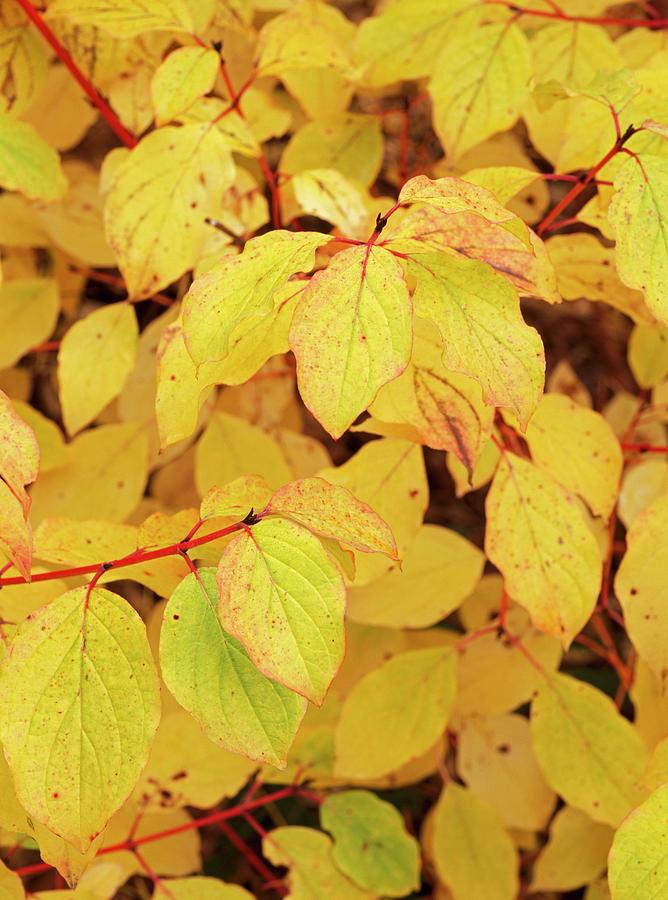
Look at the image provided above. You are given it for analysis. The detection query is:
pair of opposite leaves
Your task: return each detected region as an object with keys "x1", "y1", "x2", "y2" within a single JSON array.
[{"x1": 0, "y1": 475, "x2": 397, "y2": 851}]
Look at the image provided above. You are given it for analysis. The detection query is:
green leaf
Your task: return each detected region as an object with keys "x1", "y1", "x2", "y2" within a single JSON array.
[
  {"x1": 609, "y1": 153, "x2": 668, "y2": 324},
  {"x1": 182, "y1": 231, "x2": 329, "y2": 368},
  {"x1": 608, "y1": 783, "x2": 668, "y2": 900},
  {"x1": 290, "y1": 245, "x2": 412, "y2": 439},
  {"x1": 334, "y1": 646, "x2": 457, "y2": 779},
  {"x1": 531, "y1": 672, "x2": 648, "y2": 826},
  {"x1": 321, "y1": 790, "x2": 420, "y2": 897},
  {"x1": 159, "y1": 570, "x2": 306, "y2": 768},
  {"x1": 0, "y1": 587, "x2": 160, "y2": 851},
  {"x1": 0, "y1": 115, "x2": 67, "y2": 201},
  {"x1": 217, "y1": 518, "x2": 346, "y2": 704},
  {"x1": 409, "y1": 252, "x2": 544, "y2": 428}
]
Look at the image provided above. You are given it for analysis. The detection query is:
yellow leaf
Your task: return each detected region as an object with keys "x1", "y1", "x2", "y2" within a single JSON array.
[
  {"x1": 108, "y1": 63, "x2": 153, "y2": 136},
  {"x1": 463, "y1": 166, "x2": 541, "y2": 206},
  {"x1": 217, "y1": 517, "x2": 346, "y2": 703},
  {"x1": 200, "y1": 475, "x2": 272, "y2": 522},
  {"x1": 0, "y1": 857, "x2": 24, "y2": 899},
  {"x1": 160, "y1": 570, "x2": 306, "y2": 766},
  {"x1": 409, "y1": 252, "x2": 544, "y2": 428},
  {"x1": 361, "y1": 317, "x2": 493, "y2": 473},
  {"x1": 182, "y1": 230, "x2": 327, "y2": 368},
  {"x1": 158, "y1": 877, "x2": 253, "y2": 899},
  {"x1": 632, "y1": 660, "x2": 668, "y2": 751},
  {"x1": 195, "y1": 411, "x2": 292, "y2": 496},
  {"x1": 0, "y1": 277, "x2": 59, "y2": 368},
  {"x1": 616, "y1": 494, "x2": 668, "y2": 683},
  {"x1": 151, "y1": 46, "x2": 219, "y2": 125},
  {"x1": 453, "y1": 605, "x2": 562, "y2": 717},
  {"x1": 485, "y1": 452, "x2": 602, "y2": 645},
  {"x1": 347, "y1": 524, "x2": 483, "y2": 629},
  {"x1": 446, "y1": 439, "x2": 500, "y2": 498},
  {"x1": 431, "y1": 782, "x2": 518, "y2": 900},
  {"x1": 266, "y1": 476, "x2": 397, "y2": 559},
  {"x1": 525, "y1": 394, "x2": 623, "y2": 519},
  {"x1": 30, "y1": 422, "x2": 149, "y2": 524},
  {"x1": 0, "y1": 586, "x2": 160, "y2": 850},
  {"x1": 458, "y1": 713, "x2": 555, "y2": 831},
  {"x1": 103, "y1": 123, "x2": 234, "y2": 298},
  {"x1": 58, "y1": 302, "x2": 138, "y2": 435},
  {"x1": 290, "y1": 245, "x2": 412, "y2": 439},
  {"x1": 399, "y1": 173, "x2": 525, "y2": 232},
  {"x1": 0, "y1": 5, "x2": 47, "y2": 116},
  {"x1": 629, "y1": 322, "x2": 668, "y2": 388},
  {"x1": 291, "y1": 168, "x2": 369, "y2": 236},
  {"x1": 531, "y1": 672, "x2": 648, "y2": 826},
  {"x1": 430, "y1": 21, "x2": 531, "y2": 161},
  {"x1": 531, "y1": 806, "x2": 613, "y2": 893},
  {"x1": 103, "y1": 806, "x2": 200, "y2": 878},
  {"x1": 618, "y1": 457, "x2": 668, "y2": 529},
  {"x1": 46, "y1": 0, "x2": 194, "y2": 38},
  {"x1": 281, "y1": 114, "x2": 383, "y2": 188},
  {"x1": 334, "y1": 647, "x2": 457, "y2": 779},
  {"x1": 608, "y1": 783, "x2": 668, "y2": 899},
  {"x1": 319, "y1": 439, "x2": 428, "y2": 586},
  {"x1": 33, "y1": 518, "x2": 135, "y2": 569},
  {"x1": 133, "y1": 710, "x2": 255, "y2": 811},
  {"x1": 609, "y1": 153, "x2": 668, "y2": 324},
  {"x1": 0, "y1": 114, "x2": 67, "y2": 200},
  {"x1": 256, "y1": 2, "x2": 354, "y2": 78},
  {"x1": 22, "y1": 66, "x2": 97, "y2": 153},
  {"x1": 354, "y1": 0, "x2": 475, "y2": 87},
  {"x1": 547, "y1": 233, "x2": 650, "y2": 323}
]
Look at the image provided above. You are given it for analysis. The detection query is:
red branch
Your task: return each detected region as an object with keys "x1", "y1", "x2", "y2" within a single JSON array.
[
  {"x1": 0, "y1": 520, "x2": 247, "y2": 587},
  {"x1": 13, "y1": 786, "x2": 312, "y2": 879},
  {"x1": 486, "y1": 0, "x2": 668, "y2": 28},
  {"x1": 13, "y1": 0, "x2": 137, "y2": 148},
  {"x1": 621, "y1": 442, "x2": 668, "y2": 453}
]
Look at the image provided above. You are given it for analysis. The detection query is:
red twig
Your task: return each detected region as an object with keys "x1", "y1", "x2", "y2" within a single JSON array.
[
  {"x1": 0, "y1": 520, "x2": 247, "y2": 587},
  {"x1": 14, "y1": 786, "x2": 304, "y2": 879},
  {"x1": 621, "y1": 442, "x2": 668, "y2": 453},
  {"x1": 485, "y1": 0, "x2": 668, "y2": 28},
  {"x1": 218, "y1": 820, "x2": 282, "y2": 893},
  {"x1": 13, "y1": 0, "x2": 137, "y2": 148}
]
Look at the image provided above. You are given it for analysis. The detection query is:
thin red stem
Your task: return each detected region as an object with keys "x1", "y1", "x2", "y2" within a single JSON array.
[
  {"x1": 621, "y1": 442, "x2": 668, "y2": 453},
  {"x1": 13, "y1": 0, "x2": 136, "y2": 148},
  {"x1": 218, "y1": 820, "x2": 282, "y2": 892}
]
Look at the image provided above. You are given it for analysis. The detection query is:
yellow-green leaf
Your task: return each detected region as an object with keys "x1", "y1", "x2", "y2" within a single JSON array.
[
  {"x1": 46, "y1": 0, "x2": 194, "y2": 38},
  {"x1": 290, "y1": 245, "x2": 412, "y2": 439},
  {"x1": 291, "y1": 168, "x2": 368, "y2": 236},
  {"x1": 609, "y1": 153, "x2": 668, "y2": 324},
  {"x1": 628, "y1": 322, "x2": 668, "y2": 388},
  {"x1": 525, "y1": 393, "x2": 623, "y2": 519},
  {"x1": 266, "y1": 476, "x2": 397, "y2": 558},
  {"x1": 531, "y1": 672, "x2": 648, "y2": 826},
  {"x1": 347, "y1": 524, "x2": 483, "y2": 629},
  {"x1": 431, "y1": 782, "x2": 518, "y2": 900},
  {"x1": 608, "y1": 782, "x2": 668, "y2": 900},
  {"x1": 158, "y1": 877, "x2": 254, "y2": 899},
  {"x1": 182, "y1": 230, "x2": 327, "y2": 368},
  {"x1": 485, "y1": 452, "x2": 601, "y2": 645},
  {"x1": 0, "y1": 278, "x2": 59, "y2": 369},
  {"x1": 334, "y1": 647, "x2": 457, "y2": 779},
  {"x1": 0, "y1": 115, "x2": 67, "y2": 201},
  {"x1": 615, "y1": 493, "x2": 668, "y2": 682},
  {"x1": 409, "y1": 252, "x2": 544, "y2": 428},
  {"x1": 160, "y1": 570, "x2": 306, "y2": 767},
  {"x1": 151, "y1": 46, "x2": 219, "y2": 125},
  {"x1": 321, "y1": 790, "x2": 420, "y2": 897},
  {"x1": 103, "y1": 123, "x2": 234, "y2": 298},
  {"x1": 0, "y1": 586, "x2": 160, "y2": 851},
  {"x1": 58, "y1": 301, "x2": 138, "y2": 435},
  {"x1": 0, "y1": 10, "x2": 47, "y2": 117},
  {"x1": 430, "y1": 21, "x2": 531, "y2": 161},
  {"x1": 217, "y1": 517, "x2": 346, "y2": 704},
  {"x1": 262, "y1": 827, "x2": 373, "y2": 900},
  {"x1": 531, "y1": 806, "x2": 613, "y2": 893}
]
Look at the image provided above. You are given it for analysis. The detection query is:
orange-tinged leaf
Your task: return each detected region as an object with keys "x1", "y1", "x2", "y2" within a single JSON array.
[
  {"x1": 58, "y1": 301, "x2": 138, "y2": 435},
  {"x1": 0, "y1": 479, "x2": 32, "y2": 580},
  {"x1": 290, "y1": 245, "x2": 412, "y2": 439},
  {"x1": 0, "y1": 389, "x2": 39, "y2": 508},
  {"x1": 266, "y1": 476, "x2": 397, "y2": 559},
  {"x1": 217, "y1": 517, "x2": 346, "y2": 704},
  {"x1": 485, "y1": 452, "x2": 601, "y2": 645}
]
